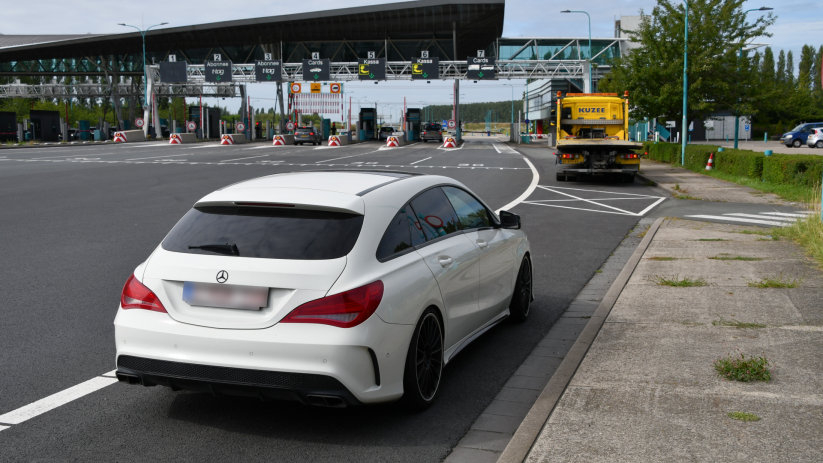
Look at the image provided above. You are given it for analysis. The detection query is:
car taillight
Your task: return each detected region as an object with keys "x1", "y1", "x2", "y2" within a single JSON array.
[
  {"x1": 622, "y1": 153, "x2": 639, "y2": 159},
  {"x1": 120, "y1": 274, "x2": 167, "y2": 313},
  {"x1": 281, "y1": 281, "x2": 383, "y2": 328},
  {"x1": 310, "y1": 132, "x2": 315, "y2": 135}
]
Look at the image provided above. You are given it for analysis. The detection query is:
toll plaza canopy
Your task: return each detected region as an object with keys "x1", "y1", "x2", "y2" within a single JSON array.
[{"x1": 0, "y1": 0, "x2": 505, "y2": 77}]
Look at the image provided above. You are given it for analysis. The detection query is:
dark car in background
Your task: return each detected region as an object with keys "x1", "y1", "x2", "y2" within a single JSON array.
[
  {"x1": 421, "y1": 123, "x2": 443, "y2": 143},
  {"x1": 294, "y1": 126, "x2": 322, "y2": 145},
  {"x1": 780, "y1": 122, "x2": 823, "y2": 147},
  {"x1": 378, "y1": 126, "x2": 396, "y2": 141}
]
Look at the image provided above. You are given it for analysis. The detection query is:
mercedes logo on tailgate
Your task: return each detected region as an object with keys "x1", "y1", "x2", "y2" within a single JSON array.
[{"x1": 216, "y1": 270, "x2": 229, "y2": 284}]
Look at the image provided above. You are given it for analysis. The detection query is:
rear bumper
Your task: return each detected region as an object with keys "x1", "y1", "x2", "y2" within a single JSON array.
[
  {"x1": 116, "y1": 355, "x2": 359, "y2": 407},
  {"x1": 559, "y1": 166, "x2": 639, "y2": 174},
  {"x1": 114, "y1": 309, "x2": 413, "y2": 405}
]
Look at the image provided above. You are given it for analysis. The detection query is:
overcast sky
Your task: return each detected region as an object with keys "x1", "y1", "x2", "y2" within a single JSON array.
[{"x1": 2, "y1": 0, "x2": 818, "y2": 121}]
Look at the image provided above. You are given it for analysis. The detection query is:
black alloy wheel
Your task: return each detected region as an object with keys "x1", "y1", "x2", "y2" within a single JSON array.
[
  {"x1": 402, "y1": 310, "x2": 443, "y2": 409},
  {"x1": 509, "y1": 257, "x2": 532, "y2": 322}
]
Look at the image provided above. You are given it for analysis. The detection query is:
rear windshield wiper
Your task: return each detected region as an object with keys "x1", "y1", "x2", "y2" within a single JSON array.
[{"x1": 188, "y1": 243, "x2": 239, "y2": 256}]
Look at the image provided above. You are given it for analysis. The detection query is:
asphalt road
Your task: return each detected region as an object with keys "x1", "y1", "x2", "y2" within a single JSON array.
[{"x1": 0, "y1": 136, "x2": 664, "y2": 461}]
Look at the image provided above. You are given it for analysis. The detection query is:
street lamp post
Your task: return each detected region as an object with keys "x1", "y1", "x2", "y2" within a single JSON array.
[
  {"x1": 561, "y1": 10, "x2": 592, "y2": 92},
  {"x1": 681, "y1": 1, "x2": 688, "y2": 166},
  {"x1": 118, "y1": 22, "x2": 168, "y2": 133},
  {"x1": 734, "y1": 7, "x2": 772, "y2": 150}
]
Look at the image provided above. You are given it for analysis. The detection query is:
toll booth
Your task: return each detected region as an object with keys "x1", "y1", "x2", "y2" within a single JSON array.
[
  {"x1": 188, "y1": 106, "x2": 221, "y2": 139},
  {"x1": 78, "y1": 120, "x2": 91, "y2": 141},
  {"x1": 322, "y1": 118, "x2": 331, "y2": 139},
  {"x1": 0, "y1": 111, "x2": 16, "y2": 142},
  {"x1": 406, "y1": 108, "x2": 421, "y2": 141},
  {"x1": 359, "y1": 108, "x2": 376, "y2": 140},
  {"x1": 29, "y1": 110, "x2": 61, "y2": 142}
]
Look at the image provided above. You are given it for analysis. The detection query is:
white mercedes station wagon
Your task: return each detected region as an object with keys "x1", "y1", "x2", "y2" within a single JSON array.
[{"x1": 114, "y1": 171, "x2": 532, "y2": 408}]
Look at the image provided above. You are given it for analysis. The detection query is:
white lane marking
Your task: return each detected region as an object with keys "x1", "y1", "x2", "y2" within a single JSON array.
[
  {"x1": 410, "y1": 156, "x2": 432, "y2": 165},
  {"x1": 185, "y1": 145, "x2": 216, "y2": 149},
  {"x1": 496, "y1": 154, "x2": 539, "y2": 214},
  {"x1": 317, "y1": 149, "x2": 382, "y2": 163},
  {"x1": 0, "y1": 374, "x2": 117, "y2": 427},
  {"x1": 492, "y1": 143, "x2": 519, "y2": 154},
  {"x1": 219, "y1": 153, "x2": 271, "y2": 163},
  {"x1": 685, "y1": 215, "x2": 788, "y2": 227},
  {"x1": 761, "y1": 212, "x2": 811, "y2": 218},
  {"x1": 0, "y1": 425, "x2": 9, "y2": 431},
  {"x1": 127, "y1": 152, "x2": 194, "y2": 161},
  {"x1": 537, "y1": 186, "x2": 640, "y2": 216},
  {"x1": 244, "y1": 145, "x2": 274, "y2": 150},
  {"x1": 726, "y1": 213, "x2": 797, "y2": 222},
  {"x1": 523, "y1": 185, "x2": 665, "y2": 217}
]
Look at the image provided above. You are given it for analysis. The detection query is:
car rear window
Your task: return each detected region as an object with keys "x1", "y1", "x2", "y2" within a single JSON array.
[
  {"x1": 162, "y1": 206, "x2": 364, "y2": 260},
  {"x1": 425, "y1": 124, "x2": 441, "y2": 131}
]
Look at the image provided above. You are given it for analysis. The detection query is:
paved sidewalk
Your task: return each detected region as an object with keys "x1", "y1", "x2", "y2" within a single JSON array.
[
  {"x1": 638, "y1": 159, "x2": 798, "y2": 207},
  {"x1": 501, "y1": 217, "x2": 823, "y2": 462}
]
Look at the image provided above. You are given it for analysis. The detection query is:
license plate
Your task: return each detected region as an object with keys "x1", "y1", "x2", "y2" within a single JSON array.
[{"x1": 183, "y1": 282, "x2": 269, "y2": 310}]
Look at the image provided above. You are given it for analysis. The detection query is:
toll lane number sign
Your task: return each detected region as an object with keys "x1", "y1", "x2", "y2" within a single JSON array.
[
  {"x1": 205, "y1": 61, "x2": 233, "y2": 83},
  {"x1": 358, "y1": 58, "x2": 386, "y2": 80},
  {"x1": 255, "y1": 60, "x2": 282, "y2": 82},
  {"x1": 467, "y1": 57, "x2": 496, "y2": 80},
  {"x1": 302, "y1": 58, "x2": 330, "y2": 81},
  {"x1": 412, "y1": 57, "x2": 439, "y2": 80}
]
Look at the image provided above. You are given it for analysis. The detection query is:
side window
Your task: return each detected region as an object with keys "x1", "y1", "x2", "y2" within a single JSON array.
[
  {"x1": 443, "y1": 186, "x2": 492, "y2": 230},
  {"x1": 409, "y1": 188, "x2": 460, "y2": 240},
  {"x1": 376, "y1": 203, "x2": 428, "y2": 260}
]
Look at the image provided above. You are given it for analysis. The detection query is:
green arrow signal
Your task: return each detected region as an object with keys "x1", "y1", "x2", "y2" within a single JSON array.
[
  {"x1": 266, "y1": 74, "x2": 272, "y2": 80},
  {"x1": 369, "y1": 73, "x2": 375, "y2": 79},
  {"x1": 314, "y1": 73, "x2": 319, "y2": 80},
  {"x1": 422, "y1": 72, "x2": 428, "y2": 78},
  {"x1": 216, "y1": 75, "x2": 222, "y2": 81},
  {"x1": 478, "y1": 71, "x2": 484, "y2": 78}
]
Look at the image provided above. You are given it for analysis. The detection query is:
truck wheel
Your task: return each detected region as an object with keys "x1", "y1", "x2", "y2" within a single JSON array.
[
  {"x1": 623, "y1": 173, "x2": 636, "y2": 183},
  {"x1": 793, "y1": 139, "x2": 802, "y2": 147},
  {"x1": 556, "y1": 172, "x2": 566, "y2": 182}
]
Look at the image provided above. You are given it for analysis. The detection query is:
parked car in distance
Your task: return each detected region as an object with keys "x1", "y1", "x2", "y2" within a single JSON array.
[
  {"x1": 807, "y1": 128, "x2": 823, "y2": 148},
  {"x1": 421, "y1": 123, "x2": 443, "y2": 143},
  {"x1": 294, "y1": 126, "x2": 322, "y2": 145},
  {"x1": 379, "y1": 126, "x2": 396, "y2": 141},
  {"x1": 114, "y1": 171, "x2": 532, "y2": 409},
  {"x1": 780, "y1": 122, "x2": 823, "y2": 147}
]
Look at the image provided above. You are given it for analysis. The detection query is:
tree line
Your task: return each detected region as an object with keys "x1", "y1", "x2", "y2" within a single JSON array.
[{"x1": 599, "y1": 0, "x2": 823, "y2": 138}]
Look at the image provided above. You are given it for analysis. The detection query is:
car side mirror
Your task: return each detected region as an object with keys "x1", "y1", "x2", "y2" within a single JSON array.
[{"x1": 499, "y1": 210, "x2": 521, "y2": 229}]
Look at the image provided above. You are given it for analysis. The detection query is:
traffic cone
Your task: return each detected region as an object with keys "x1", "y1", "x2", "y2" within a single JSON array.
[{"x1": 705, "y1": 152, "x2": 714, "y2": 170}]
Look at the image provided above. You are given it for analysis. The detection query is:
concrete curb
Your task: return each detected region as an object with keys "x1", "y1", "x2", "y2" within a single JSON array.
[{"x1": 497, "y1": 217, "x2": 665, "y2": 463}]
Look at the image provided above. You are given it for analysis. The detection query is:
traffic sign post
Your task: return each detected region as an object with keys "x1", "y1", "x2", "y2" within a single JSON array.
[
  {"x1": 447, "y1": 120, "x2": 456, "y2": 129},
  {"x1": 236, "y1": 122, "x2": 246, "y2": 132},
  {"x1": 286, "y1": 121, "x2": 295, "y2": 131},
  {"x1": 186, "y1": 121, "x2": 197, "y2": 132},
  {"x1": 254, "y1": 60, "x2": 282, "y2": 82},
  {"x1": 302, "y1": 58, "x2": 330, "y2": 81},
  {"x1": 330, "y1": 83, "x2": 341, "y2": 93},
  {"x1": 466, "y1": 56, "x2": 495, "y2": 80},
  {"x1": 358, "y1": 58, "x2": 386, "y2": 81},
  {"x1": 135, "y1": 118, "x2": 144, "y2": 128},
  {"x1": 290, "y1": 83, "x2": 302, "y2": 94},
  {"x1": 159, "y1": 61, "x2": 187, "y2": 83},
  {"x1": 411, "y1": 57, "x2": 439, "y2": 80},
  {"x1": 205, "y1": 60, "x2": 232, "y2": 83}
]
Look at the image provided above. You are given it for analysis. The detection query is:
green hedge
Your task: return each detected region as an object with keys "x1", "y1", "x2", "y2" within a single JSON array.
[
  {"x1": 762, "y1": 155, "x2": 823, "y2": 187},
  {"x1": 642, "y1": 142, "x2": 822, "y2": 189}
]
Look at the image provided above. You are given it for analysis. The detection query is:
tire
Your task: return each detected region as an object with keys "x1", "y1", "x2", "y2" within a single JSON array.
[
  {"x1": 556, "y1": 172, "x2": 566, "y2": 182},
  {"x1": 509, "y1": 257, "x2": 532, "y2": 322},
  {"x1": 816, "y1": 141, "x2": 823, "y2": 148},
  {"x1": 623, "y1": 173, "x2": 636, "y2": 183},
  {"x1": 402, "y1": 309, "x2": 444, "y2": 410},
  {"x1": 793, "y1": 139, "x2": 801, "y2": 147},
  {"x1": 422, "y1": 139, "x2": 427, "y2": 143}
]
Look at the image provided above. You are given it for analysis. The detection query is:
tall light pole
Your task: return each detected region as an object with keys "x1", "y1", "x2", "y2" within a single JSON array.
[
  {"x1": 561, "y1": 10, "x2": 592, "y2": 92},
  {"x1": 118, "y1": 22, "x2": 168, "y2": 108},
  {"x1": 681, "y1": 1, "x2": 688, "y2": 166},
  {"x1": 734, "y1": 6, "x2": 772, "y2": 149}
]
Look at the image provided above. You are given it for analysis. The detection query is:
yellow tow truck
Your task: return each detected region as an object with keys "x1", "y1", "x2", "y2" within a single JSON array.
[{"x1": 555, "y1": 91, "x2": 641, "y2": 182}]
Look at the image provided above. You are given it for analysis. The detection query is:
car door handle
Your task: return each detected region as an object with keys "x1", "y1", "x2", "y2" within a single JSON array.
[
  {"x1": 438, "y1": 256, "x2": 454, "y2": 267},
  {"x1": 476, "y1": 239, "x2": 488, "y2": 249}
]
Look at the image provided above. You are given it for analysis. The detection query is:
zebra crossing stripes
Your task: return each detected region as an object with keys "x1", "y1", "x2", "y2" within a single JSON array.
[{"x1": 686, "y1": 210, "x2": 813, "y2": 227}]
